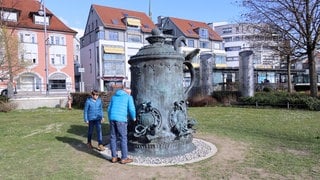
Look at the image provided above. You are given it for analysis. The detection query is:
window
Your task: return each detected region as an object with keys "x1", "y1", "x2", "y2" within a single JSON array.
[
  {"x1": 226, "y1": 57, "x2": 239, "y2": 61},
  {"x1": 214, "y1": 42, "x2": 220, "y2": 49},
  {"x1": 225, "y1": 46, "x2": 241, "y2": 51},
  {"x1": 103, "y1": 53, "x2": 125, "y2": 76},
  {"x1": 223, "y1": 37, "x2": 232, "y2": 42},
  {"x1": 34, "y1": 15, "x2": 49, "y2": 26},
  {"x1": 128, "y1": 34, "x2": 141, "y2": 42},
  {"x1": 48, "y1": 35, "x2": 65, "y2": 45},
  {"x1": 60, "y1": 37, "x2": 65, "y2": 45},
  {"x1": 49, "y1": 79, "x2": 66, "y2": 89},
  {"x1": 50, "y1": 54, "x2": 66, "y2": 65},
  {"x1": 96, "y1": 30, "x2": 105, "y2": 40},
  {"x1": 215, "y1": 55, "x2": 226, "y2": 64},
  {"x1": 0, "y1": 11, "x2": 18, "y2": 22},
  {"x1": 236, "y1": 27, "x2": 239, "y2": 33},
  {"x1": 233, "y1": 36, "x2": 241, "y2": 41},
  {"x1": 55, "y1": 36, "x2": 60, "y2": 45},
  {"x1": 222, "y1": 27, "x2": 232, "y2": 34},
  {"x1": 109, "y1": 31, "x2": 119, "y2": 41},
  {"x1": 187, "y1": 39, "x2": 194, "y2": 47},
  {"x1": 199, "y1": 28, "x2": 208, "y2": 39},
  {"x1": 200, "y1": 41, "x2": 209, "y2": 49},
  {"x1": 50, "y1": 36, "x2": 54, "y2": 44},
  {"x1": 21, "y1": 52, "x2": 37, "y2": 64},
  {"x1": 19, "y1": 32, "x2": 37, "y2": 43}
]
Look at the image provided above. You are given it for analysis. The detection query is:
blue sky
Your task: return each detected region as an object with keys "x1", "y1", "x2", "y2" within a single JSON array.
[{"x1": 44, "y1": 0, "x2": 243, "y2": 36}]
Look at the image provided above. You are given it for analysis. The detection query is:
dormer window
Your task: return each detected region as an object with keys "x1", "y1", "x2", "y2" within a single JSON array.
[
  {"x1": 0, "y1": 10, "x2": 18, "y2": 22},
  {"x1": 199, "y1": 28, "x2": 208, "y2": 39},
  {"x1": 34, "y1": 14, "x2": 49, "y2": 26},
  {"x1": 124, "y1": 17, "x2": 141, "y2": 27}
]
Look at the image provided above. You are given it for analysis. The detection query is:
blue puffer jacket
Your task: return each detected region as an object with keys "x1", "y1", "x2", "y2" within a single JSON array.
[
  {"x1": 108, "y1": 89, "x2": 136, "y2": 122},
  {"x1": 83, "y1": 97, "x2": 104, "y2": 122}
]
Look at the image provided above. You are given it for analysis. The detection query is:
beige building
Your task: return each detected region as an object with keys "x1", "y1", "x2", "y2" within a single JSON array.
[{"x1": 80, "y1": 5, "x2": 155, "y2": 92}]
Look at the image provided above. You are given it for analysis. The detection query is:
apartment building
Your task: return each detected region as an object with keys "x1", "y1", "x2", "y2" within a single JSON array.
[
  {"x1": 80, "y1": 5, "x2": 155, "y2": 92},
  {"x1": 157, "y1": 17, "x2": 225, "y2": 66},
  {"x1": 156, "y1": 16, "x2": 226, "y2": 92},
  {"x1": 0, "y1": 0, "x2": 77, "y2": 96},
  {"x1": 212, "y1": 23, "x2": 286, "y2": 84}
]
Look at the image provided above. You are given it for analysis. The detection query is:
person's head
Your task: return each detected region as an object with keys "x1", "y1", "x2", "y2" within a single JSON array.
[
  {"x1": 91, "y1": 90, "x2": 99, "y2": 100},
  {"x1": 123, "y1": 88, "x2": 131, "y2": 95}
]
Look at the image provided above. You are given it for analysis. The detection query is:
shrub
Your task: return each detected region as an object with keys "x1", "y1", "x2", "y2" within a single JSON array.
[
  {"x1": 71, "y1": 91, "x2": 114, "y2": 109},
  {"x1": 187, "y1": 95, "x2": 217, "y2": 107},
  {"x1": 0, "y1": 101, "x2": 17, "y2": 112},
  {"x1": 238, "y1": 91, "x2": 320, "y2": 110},
  {"x1": 0, "y1": 95, "x2": 9, "y2": 102},
  {"x1": 212, "y1": 91, "x2": 240, "y2": 104}
]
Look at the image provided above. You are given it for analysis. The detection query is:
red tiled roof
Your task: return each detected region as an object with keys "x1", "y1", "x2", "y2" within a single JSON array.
[
  {"x1": 169, "y1": 17, "x2": 222, "y2": 41},
  {"x1": 1, "y1": 0, "x2": 77, "y2": 34},
  {"x1": 92, "y1": 4, "x2": 155, "y2": 33}
]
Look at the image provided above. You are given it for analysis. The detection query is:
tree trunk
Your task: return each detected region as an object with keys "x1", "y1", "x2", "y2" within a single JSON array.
[
  {"x1": 286, "y1": 55, "x2": 292, "y2": 93},
  {"x1": 308, "y1": 50, "x2": 318, "y2": 97},
  {"x1": 7, "y1": 81, "x2": 14, "y2": 98}
]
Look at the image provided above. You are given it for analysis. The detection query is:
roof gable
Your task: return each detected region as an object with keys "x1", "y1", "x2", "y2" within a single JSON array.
[
  {"x1": 169, "y1": 17, "x2": 222, "y2": 41},
  {"x1": 92, "y1": 4, "x2": 155, "y2": 33},
  {"x1": 1, "y1": 0, "x2": 77, "y2": 34}
]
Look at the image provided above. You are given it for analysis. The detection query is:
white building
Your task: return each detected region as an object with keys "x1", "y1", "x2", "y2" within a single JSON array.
[{"x1": 212, "y1": 23, "x2": 282, "y2": 84}]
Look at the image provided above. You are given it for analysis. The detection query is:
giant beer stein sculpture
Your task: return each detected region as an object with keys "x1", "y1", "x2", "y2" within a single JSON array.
[{"x1": 128, "y1": 28, "x2": 198, "y2": 157}]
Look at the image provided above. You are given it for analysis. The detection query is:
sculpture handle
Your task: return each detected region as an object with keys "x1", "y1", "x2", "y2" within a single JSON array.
[{"x1": 183, "y1": 61, "x2": 195, "y2": 95}]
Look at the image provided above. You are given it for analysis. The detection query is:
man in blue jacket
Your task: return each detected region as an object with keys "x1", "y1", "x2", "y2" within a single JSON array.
[
  {"x1": 108, "y1": 88, "x2": 136, "y2": 164},
  {"x1": 83, "y1": 90, "x2": 105, "y2": 151}
]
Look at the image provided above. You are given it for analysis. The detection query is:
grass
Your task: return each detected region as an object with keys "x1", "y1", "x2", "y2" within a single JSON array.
[
  {"x1": 189, "y1": 107, "x2": 320, "y2": 178},
  {"x1": 0, "y1": 107, "x2": 319, "y2": 179}
]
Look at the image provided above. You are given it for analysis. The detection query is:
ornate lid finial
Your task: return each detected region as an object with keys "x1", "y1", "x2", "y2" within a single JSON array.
[{"x1": 146, "y1": 28, "x2": 165, "y2": 44}]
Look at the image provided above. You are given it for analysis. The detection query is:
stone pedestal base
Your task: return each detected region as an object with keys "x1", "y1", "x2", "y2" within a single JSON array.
[{"x1": 128, "y1": 135, "x2": 194, "y2": 157}]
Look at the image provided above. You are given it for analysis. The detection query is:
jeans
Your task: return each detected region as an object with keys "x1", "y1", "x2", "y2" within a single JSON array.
[
  {"x1": 87, "y1": 120, "x2": 103, "y2": 145},
  {"x1": 109, "y1": 121, "x2": 128, "y2": 159}
]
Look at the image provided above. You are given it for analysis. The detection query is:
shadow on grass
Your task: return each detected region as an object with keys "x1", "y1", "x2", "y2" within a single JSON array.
[
  {"x1": 55, "y1": 136, "x2": 106, "y2": 160},
  {"x1": 66, "y1": 124, "x2": 87, "y2": 137},
  {"x1": 66, "y1": 124, "x2": 110, "y2": 138},
  {"x1": 54, "y1": 123, "x2": 112, "y2": 160}
]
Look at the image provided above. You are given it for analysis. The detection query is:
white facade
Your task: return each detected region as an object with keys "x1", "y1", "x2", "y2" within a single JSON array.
[
  {"x1": 212, "y1": 23, "x2": 282, "y2": 84},
  {"x1": 212, "y1": 23, "x2": 281, "y2": 69}
]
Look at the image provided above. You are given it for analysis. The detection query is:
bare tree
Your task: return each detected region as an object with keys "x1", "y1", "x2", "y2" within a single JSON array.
[
  {"x1": 0, "y1": 2, "x2": 30, "y2": 98},
  {"x1": 239, "y1": 0, "x2": 320, "y2": 97}
]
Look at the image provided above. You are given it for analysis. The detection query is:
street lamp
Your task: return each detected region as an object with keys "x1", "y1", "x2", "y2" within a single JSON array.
[{"x1": 38, "y1": 0, "x2": 49, "y2": 96}]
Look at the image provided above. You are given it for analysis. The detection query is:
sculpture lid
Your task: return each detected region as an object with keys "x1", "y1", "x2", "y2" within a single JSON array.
[{"x1": 128, "y1": 28, "x2": 183, "y2": 64}]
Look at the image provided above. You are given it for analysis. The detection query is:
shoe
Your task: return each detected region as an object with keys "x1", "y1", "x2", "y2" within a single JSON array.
[
  {"x1": 120, "y1": 158, "x2": 133, "y2": 164},
  {"x1": 111, "y1": 157, "x2": 121, "y2": 163},
  {"x1": 87, "y1": 143, "x2": 93, "y2": 149},
  {"x1": 98, "y1": 144, "x2": 105, "y2": 151}
]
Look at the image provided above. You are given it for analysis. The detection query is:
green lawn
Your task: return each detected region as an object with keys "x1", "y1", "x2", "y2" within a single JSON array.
[{"x1": 0, "y1": 107, "x2": 319, "y2": 179}]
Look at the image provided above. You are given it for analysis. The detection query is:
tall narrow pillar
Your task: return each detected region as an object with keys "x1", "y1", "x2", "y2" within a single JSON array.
[{"x1": 239, "y1": 50, "x2": 254, "y2": 97}]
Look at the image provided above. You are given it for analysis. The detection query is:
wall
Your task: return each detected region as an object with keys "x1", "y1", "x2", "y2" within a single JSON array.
[{"x1": 10, "y1": 96, "x2": 68, "y2": 109}]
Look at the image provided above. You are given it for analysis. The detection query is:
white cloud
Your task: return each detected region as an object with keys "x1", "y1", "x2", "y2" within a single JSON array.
[
  {"x1": 71, "y1": 28, "x2": 84, "y2": 39},
  {"x1": 211, "y1": 22, "x2": 228, "y2": 27},
  {"x1": 56, "y1": 15, "x2": 84, "y2": 39}
]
